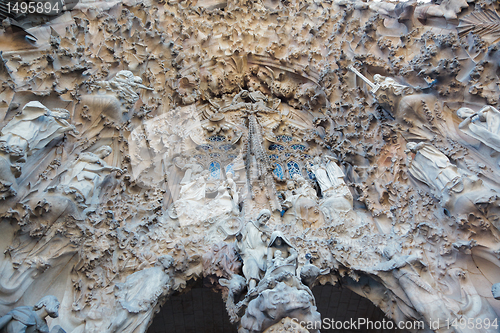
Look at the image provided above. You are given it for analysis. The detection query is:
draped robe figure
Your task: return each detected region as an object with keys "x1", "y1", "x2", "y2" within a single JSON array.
[
  {"x1": 457, "y1": 106, "x2": 500, "y2": 153},
  {"x1": 406, "y1": 142, "x2": 462, "y2": 194}
]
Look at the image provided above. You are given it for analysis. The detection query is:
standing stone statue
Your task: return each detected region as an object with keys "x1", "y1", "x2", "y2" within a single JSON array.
[
  {"x1": 457, "y1": 106, "x2": 500, "y2": 153},
  {"x1": 235, "y1": 209, "x2": 272, "y2": 291},
  {"x1": 0, "y1": 296, "x2": 63, "y2": 333},
  {"x1": 210, "y1": 172, "x2": 239, "y2": 215},
  {"x1": 324, "y1": 155, "x2": 345, "y2": 188},
  {"x1": 405, "y1": 142, "x2": 462, "y2": 193},
  {"x1": 310, "y1": 156, "x2": 332, "y2": 195}
]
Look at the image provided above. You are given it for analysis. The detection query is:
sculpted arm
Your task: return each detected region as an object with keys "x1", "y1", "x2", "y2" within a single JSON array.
[
  {"x1": 0, "y1": 314, "x2": 13, "y2": 329},
  {"x1": 458, "y1": 116, "x2": 474, "y2": 130},
  {"x1": 286, "y1": 247, "x2": 298, "y2": 264},
  {"x1": 365, "y1": 258, "x2": 400, "y2": 273}
]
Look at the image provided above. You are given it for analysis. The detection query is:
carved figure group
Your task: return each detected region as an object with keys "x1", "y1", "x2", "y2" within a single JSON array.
[
  {"x1": 235, "y1": 225, "x2": 321, "y2": 333},
  {"x1": 282, "y1": 174, "x2": 324, "y2": 228}
]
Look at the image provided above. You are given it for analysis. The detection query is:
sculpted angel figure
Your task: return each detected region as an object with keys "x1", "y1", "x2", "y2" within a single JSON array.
[
  {"x1": 373, "y1": 74, "x2": 413, "y2": 96},
  {"x1": 111, "y1": 256, "x2": 174, "y2": 333},
  {"x1": 0, "y1": 296, "x2": 62, "y2": 333},
  {"x1": 235, "y1": 209, "x2": 272, "y2": 291},
  {"x1": 457, "y1": 106, "x2": 500, "y2": 153},
  {"x1": 366, "y1": 248, "x2": 453, "y2": 332},
  {"x1": 0, "y1": 101, "x2": 77, "y2": 159},
  {"x1": 60, "y1": 146, "x2": 122, "y2": 206},
  {"x1": 405, "y1": 142, "x2": 462, "y2": 193},
  {"x1": 94, "y1": 70, "x2": 153, "y2": 104}
]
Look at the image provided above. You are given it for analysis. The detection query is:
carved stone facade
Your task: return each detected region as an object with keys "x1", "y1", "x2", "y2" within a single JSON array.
[{"x1": 0, "y1": 0, "x2": 500, "y2": 332}]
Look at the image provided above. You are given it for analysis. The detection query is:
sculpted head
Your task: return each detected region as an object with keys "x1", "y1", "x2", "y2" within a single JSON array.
[
  {"x1": 95, "y1": 145, "x2": 113, "y2": 159},
  {"x1": 257, "y1": 209, "x2": 271, "y2": 224},
  {"x1": 274, "y1": 250, "x2": 283, "y2": 259},
  {"x1": 457, "y1": 107, "x2": 475, "y2": 119},
  {"x1": 382, "y1": 247, "x2": 396, "y2": 260},
  {"x1": 373, "y1": 74, "x2": 385, "y2": 83},
  {"x1": 292, "y1": 174, "x2": 305, "y2": 185},
  {"x1": 405, "y1": 142, "x2": 418, "y2": 153},
  {"x1": 156, "y1": 255, "x2": 174, "y2": 270},
  {"x1": 34, "y1": 295, "x2": 60, "y2": 318},
  {"x1": 492, "y1": 283, "x2": 500, "y2": 300}
]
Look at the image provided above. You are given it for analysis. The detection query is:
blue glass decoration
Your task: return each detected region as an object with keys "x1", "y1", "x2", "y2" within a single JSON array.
[
  {"x1": 273, "y1": 163, "x2": 284, "y2": 180},
  {"x1": 208, "y1": 161, "x2": 221, "y2": 180},
  {"x1": 269, "y1": 144, "x2": 284, "y2": 151},
  {"x1": 287, "y1": 161, "x2": 301, "y2": 179},
  {"x1": 225, "y1": 164, "x2": 234, "y2": 175}
]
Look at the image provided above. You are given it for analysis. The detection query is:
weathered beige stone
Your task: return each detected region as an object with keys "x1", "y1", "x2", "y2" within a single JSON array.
[{"x1": 0, "y1": 0, "x2": 499, "y2": 332}]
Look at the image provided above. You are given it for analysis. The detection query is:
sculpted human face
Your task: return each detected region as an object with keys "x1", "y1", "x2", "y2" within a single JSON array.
[
  {"x1": 492, "y1": 283, "x2": 500, "y2": 300},
  {"x1": 259, "y1": 212, "x2": 270, "y2": 224}
]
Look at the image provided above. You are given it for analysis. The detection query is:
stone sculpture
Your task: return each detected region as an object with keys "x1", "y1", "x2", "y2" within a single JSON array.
[
  {"x1": 235, "y1": 210, "x2": 272, "y2": 291},
  {"x1": 0, "y1": 102, "x2": 76, "y2": 198},
  {"x1": 176, "y1": 157, "x2": 204, "y2": 185},
  {"x1": 266, "y1": 232, "x2": 297, "y2": 273},
  {"x1": 59, "y1": 146, "x2": 122, "y2": 208},
  {"x1": 373, "y1": 74, "x2": 414, "y2": 96},
  {"x1": 1, "y1": 0, "x2": 500, "y2": 332},
  {"x1": 0, "y1": 296, "x2": 63, "y2": 333},
  {"x1": 366, "y1": 247, "x2": 454, "y2": 332},
  {"x1": 219, "y1": 274, "x2": 247, "y2": 323},
  {"x1": 492, "y1": 283, "x2": 500, "y2": 300},
  {"x1": 94, "y1": 70, "x2": 153, "y2": 105},
  {"x1": 457, "y1": 106, "x2": 500, "y2": 153},
  {"x1": 405, "y1": 142, "x2": 463, "y2": 194},
  {"x1": 310, "y1": 157, "x2": 332, "y2": 195},
  {"x1": 0, "y1": 102, "x2": 76, "y2": 159},
  {"x1": 282, "y1": 175, "x2": 324, "y2": 228},
  {"x1": 237, "y1": 231, "x2": 321, "y2": 333},
  {"x1": 111, "y1": 256, "x2": 174, "y2": 333}
]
